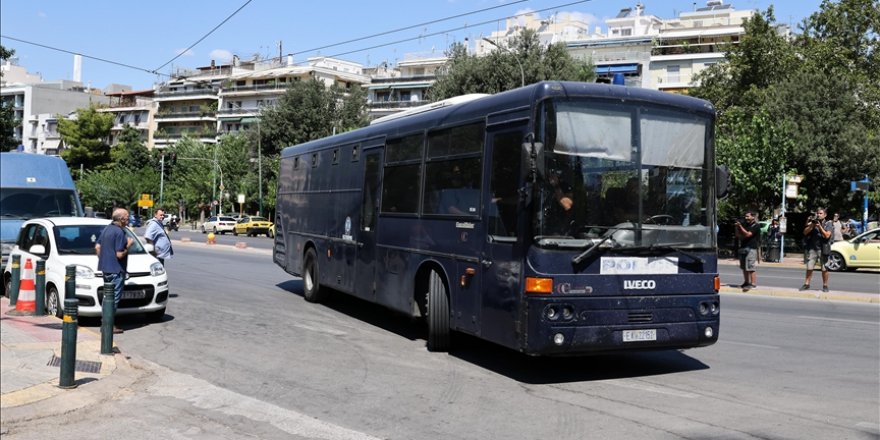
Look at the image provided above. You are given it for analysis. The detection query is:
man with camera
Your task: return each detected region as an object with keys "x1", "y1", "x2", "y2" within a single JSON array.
[
  {"x1": 734, "y1": 211, "x2": 760, "y2": 291},
  {"x1": 800, "y1": 208, "x2": 833, "y2": 292}
]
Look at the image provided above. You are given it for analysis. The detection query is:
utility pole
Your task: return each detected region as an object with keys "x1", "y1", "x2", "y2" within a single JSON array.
[{"x1": 160, "y1": 154, "x2": 165, "y2": 206}]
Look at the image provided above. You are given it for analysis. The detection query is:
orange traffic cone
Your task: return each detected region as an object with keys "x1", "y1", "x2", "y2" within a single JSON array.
[{"x1": 9, "y1": 258, "x2": 36, "y2": 315}]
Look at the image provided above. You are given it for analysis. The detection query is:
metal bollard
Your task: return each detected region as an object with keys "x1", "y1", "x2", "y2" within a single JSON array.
[
  {"x1": 8, "y1": 254, "x2": 21, "y2": 306},
  {"x1": 100, "y1": 282, "x2": 115, "y2": 355},
  {"x1": 59, "y1": 298, "x2": 78, "y2": 389},
  {"x1": 35, "y1": 260, "x2": 46, "y2": 315},
  {"x1": 65, "y1": 265, "x2": 76, "y2": 300}
]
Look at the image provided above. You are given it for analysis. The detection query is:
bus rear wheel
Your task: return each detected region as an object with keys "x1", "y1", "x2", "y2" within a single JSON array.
[
  {"x1": 426, "y1": 269, "x2": 450, "y2": 352},
  {"x1": 302, "y1": 249, "x2": 326, "y2": 303}
]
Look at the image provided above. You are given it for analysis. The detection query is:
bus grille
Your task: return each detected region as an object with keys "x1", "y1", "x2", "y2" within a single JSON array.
[{"x1": 628, "y1": 312, "x2": 653, "y2": 323}]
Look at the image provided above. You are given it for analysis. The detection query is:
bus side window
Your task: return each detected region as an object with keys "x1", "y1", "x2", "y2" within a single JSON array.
[{"x1": 489, "y1": 131, "x2": 523, "y2": 237}]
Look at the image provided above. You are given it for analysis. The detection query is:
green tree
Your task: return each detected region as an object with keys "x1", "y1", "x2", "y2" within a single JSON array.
[
  {"x1": 429, "y1": 28, "x2": 595, "y2": 100},
  {"x1": 0, "y1": 44, "x2": 17, "y2": 151},
  {"x1": 259, "y1": 78, "x2": 368, "y2": 156},
  {"x1": 691, "y1": 3, "x2": 880, "y2": 217},
  {"x1": 110, "y1": 125, "x2": 154, "y2": 170},
  {"x1": 58, "y1": 104, "x2": 114, "y2": 171}
]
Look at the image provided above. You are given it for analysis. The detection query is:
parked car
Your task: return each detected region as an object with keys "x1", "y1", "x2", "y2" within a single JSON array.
[
  {"x1": 268, "y1": 223, "x2": 275, "y2": 238},
  {"x1": 202, "y1": 216, "x2": 236, "y2": 235},
  {"x1": 233, "y1": 216, "x2": 272, "y2": 237},
  {"x1": 826, "y1": 228, "x2": 880, "y2": 272},
  {"x1": 1, "y1": 217, "x2": 169, "y2": 320}
]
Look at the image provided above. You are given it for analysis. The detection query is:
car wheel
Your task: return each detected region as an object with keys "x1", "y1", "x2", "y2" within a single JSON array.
[
  {"x1": 201, "y1": 225, "x2": 206, "y2": 234},
  {"x1": 146, "y1": 308, "x2": 166, "y2": 323},
  {"x1": 825, "y1": 252, "x2": 846, "y2": 272},
  {"x1": 302, "y1": 249, "x2": 326, "y2": 303},
  {"x1": 426, "y1": 269, "x2": 450, "y2": 352},
  {"x1": 247, "y1": 228, "x2": 254, "y2": 237},
  {"x1": 213, "y1": 226, "x2": 218, "y2": 234},
  {"x1": 233, "y1": 229, "x2": 238, "y2": 236},
  {"x1": 46, "y1": 285, "x2": 63, "y2": 318}
]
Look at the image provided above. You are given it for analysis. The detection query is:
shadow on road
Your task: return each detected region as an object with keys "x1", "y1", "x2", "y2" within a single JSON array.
[{"x1": 276, "y1": 280, "x2": 711, "y2": 384}]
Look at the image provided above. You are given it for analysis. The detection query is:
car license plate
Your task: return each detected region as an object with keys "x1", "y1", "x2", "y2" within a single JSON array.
[
  {"x1": 623, "y1": 329, "x2": 657, "y2": 342},
  {"x1": 121, "y1": 290, "x2": 146, "y2": 299}
]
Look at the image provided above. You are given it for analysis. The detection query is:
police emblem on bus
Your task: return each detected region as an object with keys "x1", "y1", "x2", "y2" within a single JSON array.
[{"x1": 623, "y1": 280, "x2": 656, "y2": 289}]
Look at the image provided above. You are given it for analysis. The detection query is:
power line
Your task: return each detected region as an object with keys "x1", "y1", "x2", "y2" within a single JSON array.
[
  {"x1": 0, "y1": 34, "x2": 163, "y2": 76},
  {"x1": 153, "y1": 0, "x2": 254, "y2": 72},
  {"x1": 290, "y1": 0, "x2": 529, "y2": 56},
  {"x1": 319, "y1": 0, "x2": 592, "y2": 63}
]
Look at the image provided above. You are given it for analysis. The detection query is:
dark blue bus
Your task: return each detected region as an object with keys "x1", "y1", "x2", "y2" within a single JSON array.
[{"x1": 274, "y1": 81, "x2": 723, "y2": 355}]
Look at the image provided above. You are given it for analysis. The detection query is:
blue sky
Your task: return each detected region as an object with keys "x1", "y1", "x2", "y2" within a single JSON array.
[{"x1": 1, "y1": 0, "x2": 822, "y2": 90}]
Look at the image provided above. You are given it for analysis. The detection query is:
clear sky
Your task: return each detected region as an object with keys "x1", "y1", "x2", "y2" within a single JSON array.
[{"x1": 1, "y1": 0, "x2": 823, "y2": 90}]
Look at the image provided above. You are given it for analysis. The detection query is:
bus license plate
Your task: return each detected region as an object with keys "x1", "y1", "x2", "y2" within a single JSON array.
[{"x1": 623, "y1": 329, "x2": 656, "y2": 342}]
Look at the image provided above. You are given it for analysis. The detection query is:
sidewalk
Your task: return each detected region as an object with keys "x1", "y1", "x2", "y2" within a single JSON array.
[
  {"x1": 718, "y1": 255, "x2": 879, "y2": 303},
  {"x1": 0, "y1": 297, "x2": 144, "y2": 428}
]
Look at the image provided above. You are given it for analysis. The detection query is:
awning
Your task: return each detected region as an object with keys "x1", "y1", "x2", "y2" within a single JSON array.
[
  {"x1": 368, "y1": 84, "x2": 391, "y2": 91},
  {"x1": 391, "y1": 82, "x2": 432, "y2": 89},
  {"x1": 240, "y1": 117, "x2": 259, "y2": 124},
  {"x1": 595, "y1": 64, "x2": 640, "y2": 75}
]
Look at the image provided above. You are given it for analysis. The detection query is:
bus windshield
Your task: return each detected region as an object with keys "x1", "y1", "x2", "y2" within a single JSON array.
[{"x1": 539, "y1": 99, "x2": 713, "y2": 249}]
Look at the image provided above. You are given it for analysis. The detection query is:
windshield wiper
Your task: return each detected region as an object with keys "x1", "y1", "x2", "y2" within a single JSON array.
[
  {"x1": 572, "y1": 227, "x2": 622, "y2": 265},
  {"x1": 615, "y1": 244, "x2": 705, "y2": 264}
]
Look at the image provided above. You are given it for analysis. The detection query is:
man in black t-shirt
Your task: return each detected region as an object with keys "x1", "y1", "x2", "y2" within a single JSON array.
[
  {"x1": 800, "y1": 207, "x2": 833, "y2": 293},
  {"x1": 734, "y1": 211, "x2": 761, "y2": 291}
]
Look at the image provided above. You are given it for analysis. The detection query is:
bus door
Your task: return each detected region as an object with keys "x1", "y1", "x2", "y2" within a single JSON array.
[
  {"x1": 480, "y1": 123, "x2": 526, "y2": 347},
  {"x1": 355, "y1": 146, "x2": 383, "y2": 300}
]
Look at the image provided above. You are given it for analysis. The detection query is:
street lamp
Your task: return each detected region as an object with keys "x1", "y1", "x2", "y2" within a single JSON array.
[{"x1": 482, "y1": 37, "x2": 525, "y2": 88}]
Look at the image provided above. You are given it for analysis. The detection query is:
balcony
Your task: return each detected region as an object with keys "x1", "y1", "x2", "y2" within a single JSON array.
[
  {"x1": 155, "y1": 111, "x2": 217, "y2": 121},
  {"x1": 154, "y1": 89, "x2": 218, "y2": 98},
  {"x1": 369, "y1": 100, "x2": 430, "y2": 109}
]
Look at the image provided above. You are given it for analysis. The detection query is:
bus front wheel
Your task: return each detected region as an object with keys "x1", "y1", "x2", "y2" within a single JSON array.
[
  {"x1": 426, "y1": 269, "x2": 450, "y2": 352},
  {"x1": 302, "y1": 249, "x2": 326, "y2": 303}
]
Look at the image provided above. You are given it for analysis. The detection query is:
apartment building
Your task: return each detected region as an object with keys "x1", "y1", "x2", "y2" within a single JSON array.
[
  {"x1": 365, "y1": 52, "x2": 446, "y2": 121},
  {"x1": 1, "y1": 79, "x2": 110, "y2": 155},
  {"x1": 99, "y1": 89, "x2": 157, "y2": 149},
  {"x1": 648, "y1": 1, "x2": 755, "y2": 92},
  {"x1": 218, "y1": 56, "x2": 370, "y2": 134}
]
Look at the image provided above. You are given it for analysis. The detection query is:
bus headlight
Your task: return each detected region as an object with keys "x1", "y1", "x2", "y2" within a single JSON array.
[
  {"x1": 545, "y1": 306, "x2": 558, "y2": 321},
  {"x1": 704, "y1": 327, "x2": 714, "y2": 338}
]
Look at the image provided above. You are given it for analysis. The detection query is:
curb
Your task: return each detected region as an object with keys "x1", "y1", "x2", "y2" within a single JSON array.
[
  {"x1": 719, "y1": 286, "x2": 878, "y2": 303},
  {"x1": 0, "y1": 347, "x2": 147, "y2": 424}
]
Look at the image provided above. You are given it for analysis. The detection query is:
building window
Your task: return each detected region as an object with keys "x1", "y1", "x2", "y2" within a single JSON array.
[
  {"x1": 621, "y1": 28, "x2": 632, "y2": 36},
  {"x1": 667, "y1": 65, "x2": 680, "y2": 83}
]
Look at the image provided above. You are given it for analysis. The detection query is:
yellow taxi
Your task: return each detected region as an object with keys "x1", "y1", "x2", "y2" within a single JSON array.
[{"x1": 232, "y1": 216, "x2": 273, "y2": 237}]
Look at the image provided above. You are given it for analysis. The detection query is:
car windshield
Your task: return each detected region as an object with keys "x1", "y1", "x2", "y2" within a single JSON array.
[
  {"x1": 1, "y1": 188, "x2": 82, "y2": 219},
  {"x1": 218, "y1": 217, "x2": 235, "y2": 222},
  {"x1": 537, "y1": 99, "x2": 714, "y2": 249},
  {"x1": 249, "y1": 217, "x2": 268, "y2": 222},
  {"x1": 54, "y1": 225, "x2": 147, "y2": 255}
]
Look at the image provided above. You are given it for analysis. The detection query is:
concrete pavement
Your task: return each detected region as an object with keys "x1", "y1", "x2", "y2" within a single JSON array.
[{"x1": 1, "y1": 239, "x2": 876, "y2": 431}]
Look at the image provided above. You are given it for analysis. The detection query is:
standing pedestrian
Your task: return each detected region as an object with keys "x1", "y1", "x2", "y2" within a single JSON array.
[
  {"x1": 144, "y1": 209, "x2": 173, "y2": 266},
  {"x1": 766, "y1": 218, "x2": 781, "y2": 262},
  {"x1": 734, "y1": 211, "x2": 760, "y2": 291},
  {"x1": 831, "y1": 213, "x2": 844, "y2": 243},
  {"x1": 800, "y1": 208, "x2": 833, "y2": 293},
  {"x1": 95, "y1": 208, "x2": 134, "y2": 334}
]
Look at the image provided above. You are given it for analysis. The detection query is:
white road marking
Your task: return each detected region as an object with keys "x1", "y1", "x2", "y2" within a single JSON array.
[
  {"x1": 718, "y1": 340, "x2": 780, "y2": 349},
  {"x1": 146, "y1": 362, "x2": 380, "y2": 440},
  {"x1": 602, "y1": 379, "x2": 700, "y2": 398},
  {"x1": 797, "y1": 315, "x2": 879, "y2": 325}
]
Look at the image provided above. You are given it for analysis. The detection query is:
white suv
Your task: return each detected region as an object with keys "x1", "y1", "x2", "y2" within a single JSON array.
[
  {"x1": 202, "y1": 216, "x2": 236, "y2": 234},
  {"x1": 2, "y1": 217, "x2": 168, "y2": 321}
]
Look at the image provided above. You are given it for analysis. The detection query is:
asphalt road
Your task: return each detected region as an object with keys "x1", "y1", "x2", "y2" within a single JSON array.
[{"x1": 5, "y1": 241, "x2": 876, "y2": 439}]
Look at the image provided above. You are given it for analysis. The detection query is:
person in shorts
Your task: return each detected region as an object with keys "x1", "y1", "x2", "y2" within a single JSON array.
[
  {"x1": 800, "y1": 208, "x2": 832, "y2": 293},
  {"x1": 734, "y1": 211, "x2": 760, "y2": 291}
]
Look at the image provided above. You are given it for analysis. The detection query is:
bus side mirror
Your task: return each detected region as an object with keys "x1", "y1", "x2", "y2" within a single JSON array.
[{"x1": 716, "y1": 165, "x2": 731, "y2": 199}]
